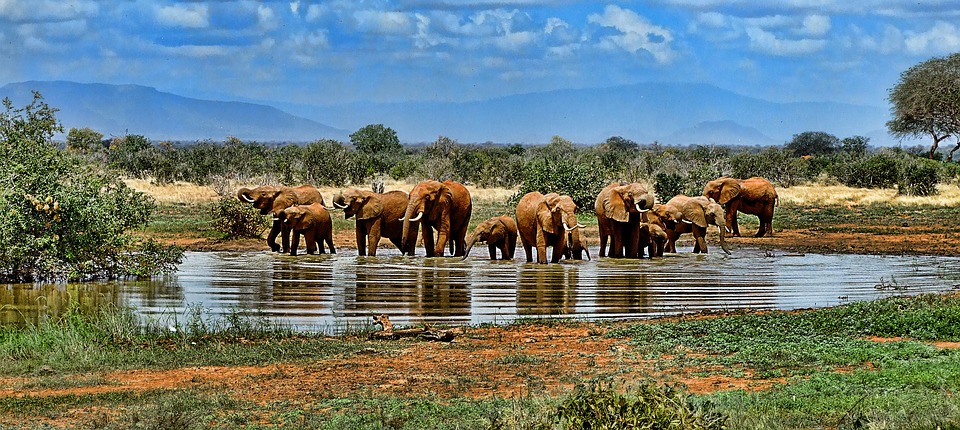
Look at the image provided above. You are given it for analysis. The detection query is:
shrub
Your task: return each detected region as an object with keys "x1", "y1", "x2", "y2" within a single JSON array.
[
  {"x1": 0, "y1": 92, "x2": 183, "y2": 282},
  {"x1": 898, "y1": 155, "x2": 942, "y2": 196},
  {"x1": 555, "y1": 381, "x2": 727, "y2": 430},
  {"x1": 654, "y1": 172, "x2": 686, "y2": 202},
  {"x1": 210, "y1": 197, "x2": 270, "y2": 239},
  {"x1": 830, "y1": 152, "x2": 900, "y2": 189},
  {"x1": 513, "y1": 157, "x2": 606, "y2": 210}
]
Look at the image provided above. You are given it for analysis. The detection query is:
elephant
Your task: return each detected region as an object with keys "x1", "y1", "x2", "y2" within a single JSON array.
[
  {"x1": 595, "y1": 182, "x2": 656, "y2": 258},
  {"x1": 400, "y1": 180, "x2": 473, "y2": 257},
  {"x1": 702, "y1": 176, "x2": 778, "y2": 237},
  {"x1": 638, "y1": 222, "x2": 668, "y2": 258},
  {"x1": 663, "y1": 195, "x2": 730, "y2": 254},
  {"x1": 332, "y1": 188, "x2": 418, "y2": 256},
  {"x1": 515, "y1": 192, "x2": 585, "y2": 264},
  {"x1": 237, "y1": 185, "x2": 325, "y2": 253},
  {"x1": 280, "y1": 203, "x2": 335, "y2": 256},
  {"x1": 462, "y1": 215, "x2": 518, "y2": 260}
]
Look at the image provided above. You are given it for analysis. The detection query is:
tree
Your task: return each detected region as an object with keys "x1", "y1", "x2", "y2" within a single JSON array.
[
  {"x1": 350, "y1": 124, "x2": 402, "y2": 174},
  {"x1": 350, "y1": 124, "x2": 401, "y2": 155},
  {"x1": 785, "y1": 131, "x2": 839, "y2": 157},
  {"x1": 887, "y1": 53, "x2": 960, "y2": 159},
  {"x1": 65, "y1": 127, "x2": 104, "y2": 152},
  {"x1": 0, "y1": 92, "x2": 182, "y2": 281},
  {"x1": 840, "y1": 135, "x2": 869, "y2": 157}
]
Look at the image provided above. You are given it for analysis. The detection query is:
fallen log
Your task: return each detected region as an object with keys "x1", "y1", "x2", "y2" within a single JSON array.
[{"x1": 369, "y1": 314, "x2": 461, "y2": 342}]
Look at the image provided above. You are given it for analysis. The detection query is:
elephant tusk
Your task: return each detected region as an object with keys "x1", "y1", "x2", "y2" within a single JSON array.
[
  {"x1": 563, "y1": 222, "x2": 576, "y2": 231},
  {"x1": 682, "y1": 219, "x2": 693, "y2": 224},
  {"x1": 408, "y1": 211, "x2": 424, "y2": 222},
  {"x1": 577, "y1": 223, "x2": 586, "y2": 229},
  {"x1": 333, "y1": 201, "x2": 348, "y2": 209},
  {"x1": 724, "y1": 226, "x2": 732, "y2": 233},
  {"x1": 240, "y1": 194, "x2": 255, "y2": 203},
  {"x1": 635, "y1": 203, "x2": 649, "y2": 213}
]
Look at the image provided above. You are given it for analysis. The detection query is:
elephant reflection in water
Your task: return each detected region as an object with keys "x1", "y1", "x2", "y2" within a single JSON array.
[
  {"x1": 595, "y1": 269, "x2": 653, "y2": 315},
  {"x1": 516, "y1": 265, "x2": 579, "y2": 316},
  {"x1": 265, "y1": 258, "x2": 334, "y2": 308},
  {"x1": 351, "y1": 260, "x2": 469, "y2": 319}
]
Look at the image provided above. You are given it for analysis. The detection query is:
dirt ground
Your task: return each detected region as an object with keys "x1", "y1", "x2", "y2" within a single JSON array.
[{"x1": 4, "y1": 220, "x2": 959, "y2": 427}]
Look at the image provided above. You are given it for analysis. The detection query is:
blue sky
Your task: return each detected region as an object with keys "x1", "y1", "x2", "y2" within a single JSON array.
[{"x1": 3, "y1": 1, "x2": 960, "y2": 108}]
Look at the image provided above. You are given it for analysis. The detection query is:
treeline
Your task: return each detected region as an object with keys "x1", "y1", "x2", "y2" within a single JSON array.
[{"x1": 67, "y1": 125, "x2": 956, "y2": 209}]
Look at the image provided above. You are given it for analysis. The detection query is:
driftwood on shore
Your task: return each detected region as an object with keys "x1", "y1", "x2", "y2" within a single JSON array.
[{"x1": 369, "y1": 314, "x2": 461, "y2": 342}]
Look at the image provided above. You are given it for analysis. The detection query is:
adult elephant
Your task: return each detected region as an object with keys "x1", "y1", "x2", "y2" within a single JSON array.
[
  {"x1": 237, "y1": 185, "x2": 325, "y2": 253},
  {"x1": 280, "y1": 203, "x2": 335, "y2": 256},
  {"x1": 664, "y1": 195, "x2": 730, "y2": 254},
  {"x1": 702, "y1": 176, "x2": 778, "y2": 237},
  {"x1": 400, "y1": 180, "x2": 472, "y2": 257},
  {"x1": 595, "y1": 182, "x2": 655, "y2": 258},
  {"x1": 462, "y1": 215, "x2": 518, "y2": 260},
  {"x1": 516, "y1": 192, "x2": 585, "y2": 264},
  {"x1": 332, "y1": 188, "x2": 418, "y2": 256}
]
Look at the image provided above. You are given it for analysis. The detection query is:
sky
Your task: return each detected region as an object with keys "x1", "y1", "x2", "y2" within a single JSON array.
[{"x1": 2, "y1": 0, "x2": 960, "y2": 109}]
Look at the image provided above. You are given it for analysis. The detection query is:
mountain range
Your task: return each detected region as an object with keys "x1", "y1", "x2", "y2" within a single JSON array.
[{"x1": 0, "y1": 80, "x2": 903, "y2": 146}]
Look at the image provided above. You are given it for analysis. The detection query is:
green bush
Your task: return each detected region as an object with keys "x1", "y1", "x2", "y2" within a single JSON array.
[
  {"x1": 654, "y1": 172, "x2": 686, "y2": 202},
  {"x1": 830, "y1": 152, "x2": 900, "y2": 189},
  {"x1": 513, "y1": 157, "x2": 606, "y2": 210},
  {"x1": 210, "y1": 197, "x2": 270, "y2": 239},
  {"x1": 898, "y1": 155, "x2": 942, "y2": 196},
  {"x1": 555, "y1": 381, "x2": 727, "y2": 430},
  {"x1": 0, "y1": 92, "x2": 183, "y2": 281}
]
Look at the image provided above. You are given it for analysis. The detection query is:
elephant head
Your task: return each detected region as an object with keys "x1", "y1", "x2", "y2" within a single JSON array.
[
  {"x1": 539, "y1": 193, "x2": 586, "y2": 250},
  {"x1": 682, "y1": 197, "x2": 731, "y2": 254},
  {"x1": 602, "y1": 182, "x2": 656, "y2": 222},
  {"x1": 703, "y1": 177, "x2": 741, "y2": 205},
  {"x1": 401, "y1": 180, "x2": 450, "y2": 254},
  {"x1": 281, "y1": 205, "x2": 310, "y2": 230},
  {"x1": 334, "y1": 188, "x2": 381, "y2": 220},
  {"x1": 462, "y1": 217, "x2": 509, "y2": 259},
  {"x1": 238, "y1": 186, "x2": 285, "y2": 215},
  {"x1": 639, "y1": 222, "x2": 668, "y2": 256},
  {"x1": 651, "y1": 203, "x2": 683, "y2": 228}
]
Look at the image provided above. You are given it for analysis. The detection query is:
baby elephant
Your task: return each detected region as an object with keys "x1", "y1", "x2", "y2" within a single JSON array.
[
  {"x1": 462, "y1": 215, "x2": 518, "y2": 260},
  {"x1": 638, "y1": 222, "x2": 667, "y2": 258},
  {"x1": 281, "y1": 203, "x2": 336, "y2": 256}
]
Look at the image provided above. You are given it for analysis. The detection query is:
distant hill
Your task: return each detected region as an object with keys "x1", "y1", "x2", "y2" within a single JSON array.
[
  {"x1": 0, "y1": 81, "x2": 349, "y2": 142},
  {"x1": 1, "y1": 80, "x2": 904, "y2": 147},
  {"x1": 290, "y1": 82, "x2": 898, "y2": 146}
]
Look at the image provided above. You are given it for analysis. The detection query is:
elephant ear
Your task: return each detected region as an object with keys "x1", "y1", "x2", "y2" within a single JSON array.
[
  {"x1": 681, "y1": 201, "x2": 708, "y2": 228},
  {"x1": 487, "y1": 220, "x2": 505, "y2": 243},
  {"x1": 719, "y1": 179, "x2": 741, "y2": 204},
  {"x1": 603, "y1": 187, "x2": 629, "y2": 223},
  {"x1": 357, "y1": 194, "x2": 383, "y2": 220},
  {"x1": 537, "y1": 200, "x2": 556, "y2": 234}
]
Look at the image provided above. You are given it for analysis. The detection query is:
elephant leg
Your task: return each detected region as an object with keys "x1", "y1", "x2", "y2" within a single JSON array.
[
  {"x1": 267, "y1": 219, "x2": 282, "y2": 252},
  {"x1": 326, "y1": 230, "x2": 336, "y2": 254},
  {"x1": 598, "y1": 227, "x2": 608, "y2": 257},
  {"x1": 281, "y1": 222, "x2": 293, "y2": 253},
  {"x1": 356, "y1": 226, "x2": 367, "y2": 256},
  {"x1": 551, "y1": 241, "x2": 564, "y2": 263},
  {"x1": 367, "y1": 220, "x2": 382, "y2": 255},
  {"x1": 423, "y1": 227, "x2": 436, "y2": 257},
  {"x1": 694, "y1": 228, "x2": 708, "y2": 253},
  {"x1": 488, "y1": 243, "x2": 497, "y2": 260},
  {"x1": 306, "y1": 230, "x2": 318, "y2": 254},
  {"x1": 289, "y1": 230, "x2": 301, "y2": 256},
  {"x1": 435, "y1": 230, "x2": 450, "y2": 257},
  {"x1": 536, "y1": 232, "x2": 549, "y2": 264}
]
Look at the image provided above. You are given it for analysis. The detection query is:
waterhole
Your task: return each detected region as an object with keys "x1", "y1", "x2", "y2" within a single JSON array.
[{"x1": 3, "y1": 249, "x2": 959, "y2": 332}]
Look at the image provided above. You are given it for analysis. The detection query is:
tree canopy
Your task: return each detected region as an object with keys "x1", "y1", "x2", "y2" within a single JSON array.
[{"x1": 887, "y1": 53, "x2": 960, "y2": 159}]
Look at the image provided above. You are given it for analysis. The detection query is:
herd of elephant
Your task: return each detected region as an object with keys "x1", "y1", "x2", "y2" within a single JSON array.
[{"x1": 236, "y1": 176, "x2": 778, "y2": 264}]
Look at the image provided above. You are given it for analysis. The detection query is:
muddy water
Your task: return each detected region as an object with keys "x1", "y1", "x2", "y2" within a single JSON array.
[{"x1": 3, "y1": 249, "x2": 959, "y2": 332}]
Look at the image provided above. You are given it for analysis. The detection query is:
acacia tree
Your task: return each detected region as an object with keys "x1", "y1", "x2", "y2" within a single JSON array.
[
  {"x1": 350, "y1": 124, "x2": 402, "y2": 174},
  {"x1": 887, "y1": 53, "x2": 960, "y2": 159}
]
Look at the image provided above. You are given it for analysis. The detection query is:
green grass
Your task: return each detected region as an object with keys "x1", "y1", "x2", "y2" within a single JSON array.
[{"x1": 773, "y1": 202, "x2": 960, "y2": 233}]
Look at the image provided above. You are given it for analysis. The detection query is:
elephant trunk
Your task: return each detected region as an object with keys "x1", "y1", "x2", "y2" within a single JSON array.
[
  {"x1": 237, "y1": 188, "x2": 255, "y2": 203},
  {"x1": 718, "y1": 225, "x2": 732, "y2": 255},
  {"x1": 461, "y1": 236, "x2": 477, "y2": 260},
  {"x1": 401, "y1": 201, "x2": 422, "y2": 255}
]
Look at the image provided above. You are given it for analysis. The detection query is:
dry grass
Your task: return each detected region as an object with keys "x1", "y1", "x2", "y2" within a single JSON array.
[
  {"x1": 778, "y1": 183, "x2": 960, "y2": 206},
  {"x1": 126, "y1": 178, "x2": 960, "y2": 209}
]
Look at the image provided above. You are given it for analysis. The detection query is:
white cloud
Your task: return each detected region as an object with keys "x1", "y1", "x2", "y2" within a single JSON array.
[
  {"x1": 494, "y1": 30, "x2": 536, "y2": 51},
  {"x1": 801, "y1": 15, "x2": 830, "y2": 37},
  {"x1": 155, "y1": 4, "x2": 209, "y2": 29},
  {"x1": 746, "y1": 26, "x2": 826, "y2": 55},
  {"x1": 290, "y1": 1, "x2": 299, "y2": 15},
  {"x1": 587, "y1": 5, "x2": 675, "y2": 64},
  {"x1": 904, "y1": 21, "x2": 960, "y2": 55},
  {"x1": 353, "y1": 10, "x2": 416, "y2": 35},
  {"x1": 0, "y1": 0, "x2": 98, "y2": 23},
  {"x1": 258, "y1": 5, "x2": 278, "y2": 31},
  {"x1": 854, "y1": 24, "x2": 903, "y2": 54}
]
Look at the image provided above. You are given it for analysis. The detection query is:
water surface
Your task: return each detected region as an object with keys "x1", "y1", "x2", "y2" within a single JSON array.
[{"x1": 3, "y1": 249, "x2": 958, "y2": 332}]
